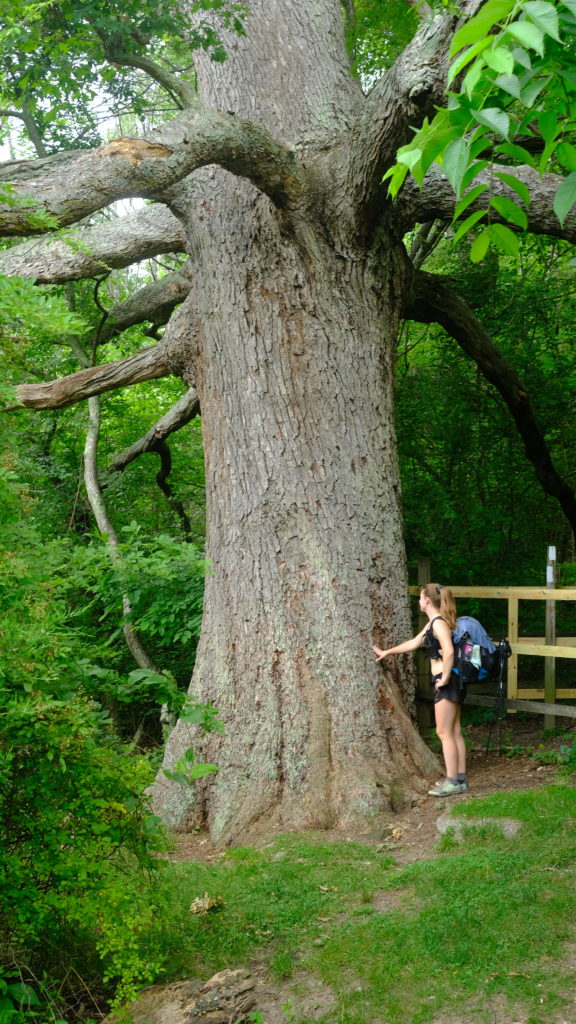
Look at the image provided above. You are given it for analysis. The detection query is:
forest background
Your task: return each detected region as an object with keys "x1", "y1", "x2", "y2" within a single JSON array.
[{"x1": 1, "y1": 0, "x2": 576, "y2": 1020}]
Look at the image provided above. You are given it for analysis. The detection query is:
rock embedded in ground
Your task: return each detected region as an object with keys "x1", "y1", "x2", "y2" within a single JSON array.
[
  {"x1": 436, "y1": 811, "x2": 523, "y2": 840},
  {"x1": 105, "y1": 969, "x2": 256, "y2": 1024}
]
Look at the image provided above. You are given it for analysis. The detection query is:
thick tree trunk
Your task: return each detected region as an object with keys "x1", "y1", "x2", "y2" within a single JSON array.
[
  {"x1": 156, "y1": 225, "x2": 438, "y2": 843},
  {"x1": 152, "y1": 0, "x2": 438, "y2": 844}
]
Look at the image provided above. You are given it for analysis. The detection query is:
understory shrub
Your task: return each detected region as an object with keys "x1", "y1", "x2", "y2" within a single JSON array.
[{"x1": 0, "y1": 686, "x2": 169, "y2": 1013}]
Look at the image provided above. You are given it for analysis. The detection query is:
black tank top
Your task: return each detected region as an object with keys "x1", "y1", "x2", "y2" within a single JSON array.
[{"x1": 422, "y1": 615, "x2": 444, "y2": 660}]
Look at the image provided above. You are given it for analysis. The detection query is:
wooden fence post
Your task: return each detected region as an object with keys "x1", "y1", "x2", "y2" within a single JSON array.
[
  {"x1": 545, "y1": 545, "x2": 557, "y2": 730},
  {"x1": 507, "y1": 597, "x2": 519, "y2": 700}
]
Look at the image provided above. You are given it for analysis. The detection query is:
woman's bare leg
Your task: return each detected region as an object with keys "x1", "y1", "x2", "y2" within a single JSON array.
[
  {"x1": 434, "y1": 698, "x2": 461, "y2": 779},
  {"x1": 453, "y1": 705, "x2": 466, "y2": 776}
]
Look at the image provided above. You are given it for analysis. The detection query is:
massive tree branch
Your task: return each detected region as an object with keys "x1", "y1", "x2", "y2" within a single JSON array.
[
  {"x1": 347, "y1": 10, "x2": 457, "y2": 219},
  {"x1": 10, "y1": 344, "x2": 172, "y2": 411},
  {"x1": 0, "y1": 205, "x2": 186, "y2": 282},
  {"x1": 94, "y1": 263, "x2": 193, "y2": 344},
  {"x1": 109, "y1": 387, "x2": 200, "y2": 472},
  {"x1": 405, "y1": 271, "x2": 576, "y2": 538},
  {"x1": 0, "y1": 150, "x2": 86, "y2": 182},
  {"x1": 0, "y1": 108, "x2": 306, "y2": 234},
  {"x1": 396, "y1": 164, "x2": 576, "y2": 242}
]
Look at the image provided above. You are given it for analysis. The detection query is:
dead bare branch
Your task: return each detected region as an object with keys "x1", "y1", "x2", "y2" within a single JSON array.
[{"x1": 10, "y1": 344, "x2": 173, "y2": 411}]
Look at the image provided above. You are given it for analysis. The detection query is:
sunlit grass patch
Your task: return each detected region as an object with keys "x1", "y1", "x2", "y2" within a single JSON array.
[{"x1": 132, "y1": 787, "x2": 575, "y2": 1024}]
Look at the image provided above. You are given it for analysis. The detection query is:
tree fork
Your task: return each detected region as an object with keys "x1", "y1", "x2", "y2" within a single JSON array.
[{"x1": 109, "y1": 388, "x2": 200, "y2": 473}]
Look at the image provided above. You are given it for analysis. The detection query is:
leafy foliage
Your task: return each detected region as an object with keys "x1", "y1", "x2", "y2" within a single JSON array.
[
  {"x1": 344, "y1": 0, "x2": 419, "y2": 81},
  {"x1": 385, "y1": 0, "x2": 576, "y2": 259},
  {"x1": 397, "y1": 233, "x2": 576, "y2": 628},
  {"x1": 0, "y1": 462, "x2": 223, "y2": 1015},
  {"x1": 66, "y1": 522, "x2": 208, "y2": 690},
  {"x1": 0, "y1": 0, "x2": 247, "y2": 153},
  {"x1": 0, "y1": 276, "x2": 86, "y2": 341},
  {"x1": 0, "y1": 690, "x2": 166, "y2": 993}
]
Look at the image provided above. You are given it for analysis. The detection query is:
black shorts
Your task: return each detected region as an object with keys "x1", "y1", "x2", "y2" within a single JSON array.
[{"x1": 432, "y1": 672, "x2": 466, "y2": 705}]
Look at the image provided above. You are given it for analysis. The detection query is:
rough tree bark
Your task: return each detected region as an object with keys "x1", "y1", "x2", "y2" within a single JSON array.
[
  {"x1": 150, "y1": 0, "x2": 453, "y2": 842},
  {"x1": 3, "y1": 0, "x2": 575, "y2": 845}
]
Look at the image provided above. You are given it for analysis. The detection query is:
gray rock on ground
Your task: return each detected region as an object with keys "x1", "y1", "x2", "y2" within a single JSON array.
[
  {"x1": 105, "y1": 969, "x2": 256, "y2": 1024},
  {"x1": 436, "y1": 811, "x2": 523, "y2": 840}
]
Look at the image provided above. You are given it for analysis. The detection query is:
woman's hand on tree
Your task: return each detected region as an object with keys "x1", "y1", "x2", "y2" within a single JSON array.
[{"x1": 373, "y1": 645, "x2": 389, "y2": 662}]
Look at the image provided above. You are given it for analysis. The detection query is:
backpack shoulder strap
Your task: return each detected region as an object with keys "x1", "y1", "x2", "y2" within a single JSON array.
[{"x1": 429, "y1": 615, "x2": 444, "y2": 630}]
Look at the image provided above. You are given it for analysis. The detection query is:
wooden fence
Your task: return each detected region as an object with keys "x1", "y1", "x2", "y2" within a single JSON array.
[{"x1": 408, "y1": 583, "x2": 576, "y2": 725}]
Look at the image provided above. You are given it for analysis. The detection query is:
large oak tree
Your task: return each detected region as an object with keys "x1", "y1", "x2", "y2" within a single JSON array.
[{"x1": 2, "y1": 0, "x2": 576, "y2": 844}]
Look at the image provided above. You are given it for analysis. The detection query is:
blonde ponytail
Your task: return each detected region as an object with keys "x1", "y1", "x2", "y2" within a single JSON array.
[{"x1": 420, "y1": 582, "x2": 457, "y2": 631}]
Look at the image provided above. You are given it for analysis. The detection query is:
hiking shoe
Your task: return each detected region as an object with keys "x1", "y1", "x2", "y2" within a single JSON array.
[
  {"x1": 458, "y1": 780, "x2": 469, "y2": 793},
  {"x1": 427, "y1": 779, "x2": 462, "y2": 797}
]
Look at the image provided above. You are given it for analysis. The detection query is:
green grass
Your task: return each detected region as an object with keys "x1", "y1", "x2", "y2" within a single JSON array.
[{"x1": 134, "y1": 785, "x2": 576, "y2": 1024}]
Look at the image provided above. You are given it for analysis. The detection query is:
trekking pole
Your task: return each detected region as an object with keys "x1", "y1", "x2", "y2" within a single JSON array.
[{"x1": 485, "y1": 640, "x2": 511, "y2": 756}]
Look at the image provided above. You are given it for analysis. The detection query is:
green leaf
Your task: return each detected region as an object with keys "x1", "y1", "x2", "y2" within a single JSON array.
[
  {"x1": 523, "y1": 0, "x2": 561, "y2": 40},
  {"x1": 490, "y1": 194, "x2": 529, "y2": 229},
  {"x1": 470, "y1": 229, "x2": 491, "y2": 262},
  {"x1": 559, "y1": 68, "x2": 576, "y2": 87},
  {"x1": 484, "y1": 46, "x2": 515, "y2": 75},
  {"x1": 495, "y1": 72, "x2": 523, "y2": 98},
  {"x1": 504, "y1": 20, "x2": 545, "y2": 55},
  {"x1": 489, "y1": 222, "x2": 520, "y2": 256},
  {"x1": 420, "y1": 122, "x2": 462, "y2": 176},
  {"x1": 537, "y1": 109, "x2": 558, "y2": 142},
  {"x1": 470, "y1": 126, "x2": 491, "y2": 157},
  {"x1": 450, "y1": 0, "x2": 516, "y2": 56},
  {"x1": 511, "y1": 45, "x2": 533, "y2": 69},
  {"x1": 461, "y1": 159, "x2": 490, "y2": 191},
  {"x1": 471, "y1": 106, "x2": 510, "y2": 139},
  {"x1": 185, "y1": 763, "x2": 220, "y2": 779},
  {"x1": 397, "y1": 147, "x2": 423, "y2": 170},
  {"x1": 520, "y1": 73, "x2": 551, "y2": 106},
  {"x1": 7, "y1": 983, "x2": 39, "y2": 1006},
  {"x1": 383, "y1": 162, "x2": 409, "y2": 199},
  {"x1": 441, "y1": 137, "x2": 470, "y2": 193},
  {"x1": 556, "y1": 140, "x2": 576, "y2": 171},
  {"x1": 453, "y1": 209, "x2": 487, "y2": 244},
  {"x1": 553, "y1": 170, "x2": 576, "y2": 225},
  {"x1": 463, "y1": 58, "x2": 485, "y2": 98},
  {"x1": 494, "y1": 171, "x2": 531, "y2": 207},
  {"x1": 0, "y1": 996, "x2": 15, "y2": 1021},
  {"x1": 494, "y1": 141, "x2": 537, "y2": 167},
  {"x1": 453, "y1": 183, "x2": 489, "y2": 221},
  {"x1": 538, "y1": 139, "x2": 558, "y2": 174},
  {"x1": 447, "y1": 38, "x2": 491, "y2": 85}
]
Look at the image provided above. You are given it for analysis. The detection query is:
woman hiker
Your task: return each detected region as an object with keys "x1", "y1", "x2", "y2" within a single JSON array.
[{"x1": 372, "y1": 583, "x2": 467, "y2": 797}]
